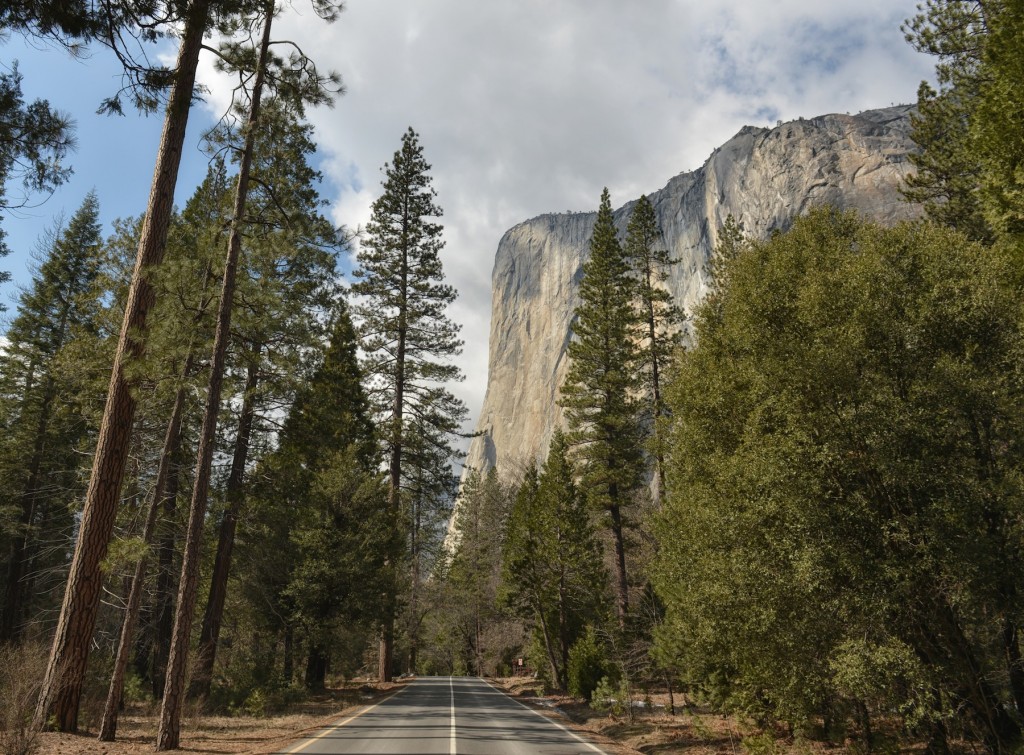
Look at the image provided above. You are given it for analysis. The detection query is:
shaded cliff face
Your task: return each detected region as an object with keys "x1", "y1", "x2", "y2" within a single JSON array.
[{"x1": 466, "y1": 105, "x2": 921, "y2": 475}]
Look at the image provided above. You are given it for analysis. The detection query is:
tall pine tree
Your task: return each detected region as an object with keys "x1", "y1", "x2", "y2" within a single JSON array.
[
  {"x1": 560, "y1": 188, "x2": 643, "y2": 631},
  {"x1": 623, "y1": 194, "x2": 680, "y2": 502},
  {"x1": 352, "y1": 127, "x2": 466, "y2": 681}
]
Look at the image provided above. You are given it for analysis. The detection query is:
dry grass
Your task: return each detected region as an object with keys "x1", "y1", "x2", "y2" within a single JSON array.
[
  {"x1": 489, "y1": 678, "x2": 857, "y2": 755},
  {"x1": 31, "y1": 682, "x2": 401, "y2": 755}
]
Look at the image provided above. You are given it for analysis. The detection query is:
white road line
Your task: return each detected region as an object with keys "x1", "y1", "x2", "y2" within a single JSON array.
[
  {"x1": 449, "y1": 676, "x2": 457, "y2": 754},
  {"x1": 482, "y1": 679, "x2": 607, "y2": 754},
  {"x1": 282, "y1": 685, "x2": 408, "y2": 753}
]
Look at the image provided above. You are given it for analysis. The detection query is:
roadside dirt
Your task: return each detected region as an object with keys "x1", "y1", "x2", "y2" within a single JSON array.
[
  {"x1": 489, "y1": 677, "x2": 852, "y2": 755},
  {"x1": 31, "y1": 683, "x2": 402, "y2": 754}
]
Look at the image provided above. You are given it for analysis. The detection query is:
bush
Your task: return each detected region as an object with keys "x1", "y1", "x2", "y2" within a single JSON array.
[
  {"x1": 567, "y1": 627, "x2": 609, "y2": 701},
  {"x1": 0, "y1": 643, "x2": 50, "y2": 755},
  {"x1": 591, "y1": 676, "x2": 630, "y2": 716}
]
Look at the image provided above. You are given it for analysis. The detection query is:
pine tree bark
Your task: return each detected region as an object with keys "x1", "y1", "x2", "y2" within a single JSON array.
[
  {"x1": 190, "y1": 353, "x2": 260, "y2": 700},
  {"x1": 151, "y1": 434, "x2": 183, "y2": 700},
  {"x1": 608, "y1": 486, "x2": 629, "y2": 631},
  {"x1": 157, "y1": 8, "x2": 272, "y2": 747},
  {"x1": 34, "y1": 1, "x2": 210, "y2": 731},
  {"x1": 99, "y1": 384, "x2": 188, "y2": 741},
  {"x1": 379, "y1": 279, "x2": 406, "y2": 683}
]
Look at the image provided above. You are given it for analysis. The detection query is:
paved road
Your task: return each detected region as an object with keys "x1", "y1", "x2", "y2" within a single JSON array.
[{"x1": 280, "y1": 676, "x2": 606, "y2": 755}]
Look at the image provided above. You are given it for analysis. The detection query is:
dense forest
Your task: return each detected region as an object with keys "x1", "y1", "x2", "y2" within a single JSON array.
[{"x1": 0, "y1": 1, "x2": 1023, "y2": 753}]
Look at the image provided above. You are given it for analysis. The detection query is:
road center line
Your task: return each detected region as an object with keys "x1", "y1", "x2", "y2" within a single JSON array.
[{"x1": 449, "y1": 676, "x2": 457, "y2": 754}]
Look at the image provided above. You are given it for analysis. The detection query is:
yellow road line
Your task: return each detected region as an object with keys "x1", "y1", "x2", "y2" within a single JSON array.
[{"x1": 282, "y1": 685, "x2": 409, "y2": 754}]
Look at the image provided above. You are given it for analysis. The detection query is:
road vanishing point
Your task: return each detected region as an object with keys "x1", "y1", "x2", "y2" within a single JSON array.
[{"x1": 279, "y1": 676, "x2": 608, "y2": 755}]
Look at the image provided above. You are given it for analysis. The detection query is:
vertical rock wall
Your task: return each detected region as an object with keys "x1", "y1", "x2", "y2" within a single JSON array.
[{"x1": 466, "y1": 105, "x2": 921, "y2": 476}]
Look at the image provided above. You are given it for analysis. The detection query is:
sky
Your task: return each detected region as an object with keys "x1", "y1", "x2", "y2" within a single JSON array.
[{"x1": 1, "y1": 0, "x2": 935, "y2": 438}]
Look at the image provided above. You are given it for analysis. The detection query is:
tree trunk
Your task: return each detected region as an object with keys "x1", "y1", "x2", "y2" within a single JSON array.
[
  {"x1": 99, "y1": 385, "x2": 188, "y2": 741},
  {"x1": 305, "y1": 646, "x2": 328, "y2": 691},
  {"x1": 1005, "y1": 619, "x2": 1024, "y2": 716},
  {"x1": 608, "y1": 496, "x2": 629, "y2": 631},
  {"x1": 282, "y1": 623, "x2": 294, "y2": 686},
  {"x1": 190, "y1": 353, "x2": 260, "y2": 700},
  {"x1": 151, "y1": 434, "x2": 183, "y2": 700},
  {"x1": 34, "y1": 1, "x2": 211, "y2": 732},
  {"x1": 157, "y1": 8, "x2": 273, "y2": 747},
  {"x1": 646, "y1": 289, "x2": 667, "y2": 504}
]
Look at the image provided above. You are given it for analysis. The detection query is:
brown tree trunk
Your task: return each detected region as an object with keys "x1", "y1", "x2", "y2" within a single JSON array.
[
  {"x1": 305, "y1": 646, "x2": 328, "y2": 691},
  {"x1": 99, "y1": 385, "x2": 188, "y2": 741},
  {"x1": 190, "y1": 353, "x2": 260, "y2": 700},
  {"x1": 282, "y1": 623, "x2": 294, "y2": 685},
  {"x1": 151, "y1": 432, "x2": 183, "y2": 700},
  {"x1": 156, "y1": 8, "x2": 273, "y2": 747},
  {"x1": 34, "y1": 1, "x2": 211, "y2": 732},
  {"x1": 380, "y1": 272, "x2": 407, "y2": 683},
  {"x1": 609, "y1": 493, "x2": 629, "y2": 631}
]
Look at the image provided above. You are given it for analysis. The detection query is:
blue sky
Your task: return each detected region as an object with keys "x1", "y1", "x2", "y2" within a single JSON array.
[{"x1": 0, "y1": 0, "x2": 936, "y2": 431}]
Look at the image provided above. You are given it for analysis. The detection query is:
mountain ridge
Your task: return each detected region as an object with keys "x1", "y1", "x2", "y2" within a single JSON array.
[{"x1": 464, "y1": 104, "x2": 922, "y2": 477}]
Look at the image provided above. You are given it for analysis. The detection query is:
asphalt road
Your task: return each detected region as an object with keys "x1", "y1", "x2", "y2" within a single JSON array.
[{"x1": 279, "y1": 676, "x2": 607, "y2": 755}]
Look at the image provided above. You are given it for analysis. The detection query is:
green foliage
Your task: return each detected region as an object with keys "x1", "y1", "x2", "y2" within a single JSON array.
[
  {"x1": 902, "y1": 0, "x2": 1024, "y2": 241},
  {"x1": 654, "y1": 208, "x2": 1024, "y2": 745},
  {"x1": 624, "y1": 194, "x2": 681, "y2": 495},
  {"x1": 560, "y1": 188, "x2": 643, "y2": 629},
  {"x1": 502, "y1": 431, "x2": 606, "y2": 688},
  {"x1": 0, "y1": 63, "x2": 74, "y2": 259},
  {"x1": 567, "y1": 627, "x2": 611, "y2": 701},
  {"x1": 591, "y1": 676, "x2": 630, "y2": 716},
  {"x1": 973, "y1": 0, "x2": 1024, "y2": 236},
  {"x1": 561, "y1": 188, "x2": 644, "y2": 499},
  {"x1": 0, "y1": 193, "x2": 105, "y2": 640}
]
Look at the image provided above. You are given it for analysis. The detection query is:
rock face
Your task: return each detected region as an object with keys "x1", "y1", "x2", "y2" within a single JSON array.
[{"x1": 465, "y1": 105, "x2": 922, "y2": 476}]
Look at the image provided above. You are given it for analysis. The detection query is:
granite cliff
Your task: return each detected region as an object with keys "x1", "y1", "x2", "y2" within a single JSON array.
[{"x1": 465, "y1": 105, "x2": 922, "y2": 476}]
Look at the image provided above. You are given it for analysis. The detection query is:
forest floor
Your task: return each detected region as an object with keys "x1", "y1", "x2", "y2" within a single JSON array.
[
  {"x1": 491, "y1": 676, "x2": 853, "y2": 755},
  {"x1": 30, "y1": 682, "x2": 402, "y2": 754}
]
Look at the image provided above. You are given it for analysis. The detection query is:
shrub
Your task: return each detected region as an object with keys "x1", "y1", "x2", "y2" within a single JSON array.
[
  {"x1": 0, "y1": 643, "x2": 50, "y2": 755},
  {"x1": 567, "y1": 627, "x2": 609, "y2": 701}
]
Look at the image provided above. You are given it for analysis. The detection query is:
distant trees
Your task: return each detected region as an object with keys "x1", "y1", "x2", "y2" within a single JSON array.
[
  {"x1": 0, "y1": 193, "x2": 103, "y2": 642},
  {"x1": 352, "y1": 127, "x2": 466, "y2": 681},
  {"x1": 502, "y1": 431, "x2": 604, "y2": 688}
]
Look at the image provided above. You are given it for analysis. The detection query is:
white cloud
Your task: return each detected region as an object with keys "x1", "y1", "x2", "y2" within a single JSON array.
[{"x1": 196, "y1": 0, "x2": 935, "y2": 440}]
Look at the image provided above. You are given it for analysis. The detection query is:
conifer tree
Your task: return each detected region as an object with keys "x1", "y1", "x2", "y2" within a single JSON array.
[
  {"x1": 242, "y1": 302, "x2": 388, "y2": 689},
  {"x1": 352, "y1": 127, "x2": 466, "y2": 681},
  {"x1": 623, "y1": 194, "x2": 680, "y2": 501},
  {"x1": 560, "y1": 188, "x2": 643, "y2": 631},
  {"x1": 0, "y1": 192, "x2": 103, "y2": 642},
  {"x1": 901, "y1": 0, "x2": 996, "y2": 241},
  {"x1": 35, "y1": 1, "x2": 217, "y2": 732}
]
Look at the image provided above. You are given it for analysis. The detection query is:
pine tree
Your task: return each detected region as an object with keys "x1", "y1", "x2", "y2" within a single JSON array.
[
  {"x1": 241, "y1": 301, "x2": 388, "y2": 689},
  {"x1": 0, "y1": 192, "x2": 103, "y2": 642},
  {"x1": 901, "y1": 0, "x2": 996, "y2": 241},
  {"x1": 0, "y1": 63, "x2": 74, "y2": 267},
  {"x1": 157, "y1": 1, "x2": 344, "y2": 737},
  {"x1": 189, "y1": 97, "x2": 341, "y2": 704},
  {"x1": 35, "y1": 1, "x2": 217, "y2": 732},
  {"x1": 560, "y1": 188, "x2": 643, "y2": 631},
  {"x1": 623, "y1": 194, "x2": 681, "y2": 502},
  {"x1": 351, "y1": 127, "x2": 466, "y2": 681}
]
